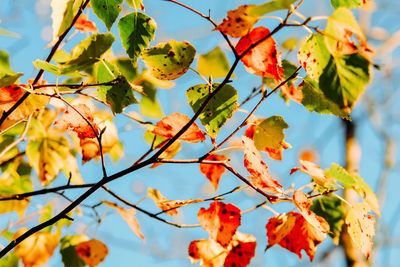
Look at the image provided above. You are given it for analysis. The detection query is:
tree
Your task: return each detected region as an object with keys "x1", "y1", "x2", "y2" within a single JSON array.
[{"x1": 0, "y1": 0, "x2": 394, "y2": 266}]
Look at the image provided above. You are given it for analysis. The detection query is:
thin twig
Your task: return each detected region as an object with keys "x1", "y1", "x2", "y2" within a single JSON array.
[{"x1": 0, "y1": 115, "x2": 32, "y2": 159}]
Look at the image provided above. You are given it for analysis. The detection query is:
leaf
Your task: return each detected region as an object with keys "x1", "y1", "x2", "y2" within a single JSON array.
[
  {"x1": 310, "y1": 196, "x2": 345, "y2": 245},
  {"x1": 266, "y1": 212, "x2": 327, "y2": 261},
  {"x1": 0, "y1": 50, "x2": 13, "y2": 74},
  {"x1": 33, "y1": 59, "x2": 85, "y2": 76},
  {"x1": 92, "y1": 0, "x2": 122, "y2": 31},
  {"x1": 186, "y1": 83, "x2": 237, "y2": 139},
  {"x1": 248, "y1": 0, "x2": 297, "y2": 16},
  {"x1": 142, "y1": 40, "x2": 196, "y2": 80},
  {"x1": 0, "y1": 174, "x2": 32, "y2": 218},
  {"x1": 199, "y1": 155, "x2": 227, "y2": 190},
  {"x1": 236, "y1": 26, "x2": 283, "y2": 81},
  {"x1": 151, "y1": 113, "x2": 206, "y2": 143},
  {"x1": 0, "y1": 253, "x2": 18, "y2": 267},
  {"x1": 148, "y1": 188, "x2": 203, "y2": 216},
  {"x1": 75, "y1": 239, "x2": 109, "y2": 267},
  {"x1": 223, "y1": 232, "x2": 256, "y2": 267},
  {"x1": 151, "y1": 140, "x2": 181, "y2": 168},
  {"x1": 104, "y1": 201, "x2": 145, "y2": 242},
  {"x1": 299, "y1": 76, "x2": 351, "y2": 119},
  {"x1": 279, "y1": 59, "x2": 302, "y2": 103},
  {"x1": 291, "y1": 160, "x2": 337, "y2": 191},
  {"x1": 62, "y1": 153, "x2": 85, "y2": 185},
  {"x1": 118, "y1": 12, "x2": 156, "y2": 64},
  {"x1": 126, "y1": 0, "x2": 145, "y2": 10},
  {"x1": 325, "y1": 163, "x2": 380, "y2": 216},
  {"x1": 298, "y1": 33, "x2": 370, "y2": 111},
  {"x1": 54, "y1": 103, "x2": 98, "y2": 139},
  {"x1": 198, "y1": 46, "x2": 231, "y2": 78},
  {"x1": 0, "y1": 72, "x2": 23, "y2": 87},
  {"x1": 60, "y1": 235, "x2": 89, "y2": 267},
  {"x1": 242, "y1": 136, "x2": 282, "y2": 193},
  {"x1": 96, "y1": 61, "x2": 138, "y2": 113},
  {"x1": 198, "y1": 201, "x2": 241, "y2": 247},
  {"x1": 253, "y1": 115, "x2": 291, "y2": 161},
  {"x1": 346, "y1": 203, "x2": 375, "y2": 259},
  {"x1": 14, "y1": 230, "x2": 59, "y2": 267},
  {"x1": 325, "y1": 8, "x2": 371, "y2": 55},
  {"x1": 74, "y1": 14, "x2": 98, "y2": 32},
  {"x1": 215, "y1": 5, "x2": 259, "y2": 38},
  {"x1": 188, "y1": 239, "x2": 227, "y2": 267},
  {"x1": 50, "y1": 0, "x2": 74, "y2": 44},
  {"x1": 140, "y1": 81, "x2": 163, "y2": 118},
  {"x1": 293, "y1": 190, "x2": 330, "y2": 234},
  {"x1": 331, "y1": 0, "x2": 367, "y2": 9},
  {"x1": 65, "y1": 33, "x2": 115, "y2": 67}
]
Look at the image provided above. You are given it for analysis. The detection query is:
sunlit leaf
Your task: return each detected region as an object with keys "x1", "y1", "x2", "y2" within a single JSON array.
[
  {"x1": 75, "y1": 239, "x2": 109, "y2": 267},
  {"x1": 215, "y1": 5, "x2": 259, "y2": 38},
  {"x1": 331, "y1": 0, "x2": 367, "y2": 9},
  {"x1": 0, "y1": 50, "x2": 13, "y2": 74},
  {"x1": 32, "y1": 60, "x2": 85, "y2": 76},
  {"x1": 198, "y1": 46, "x2": 232, "y2": 78},
  {"x1": 0, "y1": 253, "x2": 18, "y2": 267},
  {"x1": 151, "y1": 140, "x2": 181, "y2": 168},
  {"x1": 199, "y1": 154, "x2": 227, "y2": 190},
  {"x1": 140, "y1": 81, "x2": 163, "y2": 118},
  {"x1": 224, "y1": 232, "x2": 256, "y2": 267},
  {"x1": 142, "y1": 40, "x2": 196, "y2": 80},
  {"x1": 188, "y1": 239, "x2": 227, "y2": 267},
  {"x1": 126, "y1": 0, "x2": 145, "y2": 10},
  {"x1": 74, "y1": 14, "x2": 98, "y2": 32},
  {"x1": 248, "y1": 0, "x2": 297, "y2": 16},
  {"x1": 291, "y1": 160, "x2": 337, "y2": 191},
  {"x1": 0, "y1": 73, "x2": 23, "y2": 88},
  {"x1": 50, "y1": 0, "x2": 74, "y2": 44},
  {"x1": 92, "y1": 0, "x2": 122, "y2": 31},
  {"x1": 0, "y1": 173, "x2": 32, "y2": 218}
]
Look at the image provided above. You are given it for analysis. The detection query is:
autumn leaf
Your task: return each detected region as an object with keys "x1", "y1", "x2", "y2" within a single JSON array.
[
  {"x1": 14, "y1": 230, "x2": 59, "y2": 267},
  {"x1": 198, "y1": 201, "x2": 241, "y2": 247},
  {"x1": 346, "y1": 203, "x2": 375, "y2": 259},
  {"x1": 224, "y1": 232, "x2": 256, "y2": 267},
  {"x1": 188, "y1": 239, "x2": 227, "y2": 267},
  {"x1": 242, "y1": 136, "x2": 283, "y2": 194},
  {"x1": 215, "y1": 5, "x2": 259, "y2": 38},
  {"x1": 151, "y1": 140, "x2": 181, "y2": 168},
  {"x1": 293, "y1": 190, "x2": 330, "y2": 234},
  {"x1": 291, "y1": 160, "x2": 337, "y2": 190},
  {"x1": 74, "y1": 14, "x2": 98, "y2": 32},
  {"x1": 75, "y1": 239, "x2": 109, "y2": 267},
  {"x1": 104, "y1": 201, "x2": 145, "y2": 242},
  {"x1": 266, "y1": 212, "x2": 327, "y2": 261},
  {"x1": 151, "y1": 113, "x2": 206, "y2": 143},
  {"x1": 236, "y1": 26, "x2": 283, "y2": 81},
  {"x1": 199, "y1": 154, "x2": 227, "y2": 190}
]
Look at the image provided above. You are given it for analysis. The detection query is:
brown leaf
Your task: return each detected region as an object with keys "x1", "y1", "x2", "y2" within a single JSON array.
[
  {"x1": 199, "y1": 154, "x2": 228, "y2": 190},
  {"x1": 75, "y1": 239, "x2": 109, "y2": 267},
  {"x1": 198, "y1": 201, "x2": 241, "y2": 247},
  {"x1": 215, "y1": 5, "x2": 259, "y2": 38}
]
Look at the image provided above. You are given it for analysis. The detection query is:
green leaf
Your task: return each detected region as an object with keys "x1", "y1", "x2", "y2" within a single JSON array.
[
  {"x1": 50, "y1": 0, "x2": 74, "y2": 42},
  {"x1": 253, "y1": 116, "x2": 289, "y2": 151},
  {"x1": 331, "y1": 0, "x2": 364, "y2": 9},
  {"x1": 33, "y1": 60, "x2": 85, "y2": 77},
  {"x1": 115, "y1": 58, "x2": 139, "y2": 81},
  {"x1": 310, "y1": 196, "x2": 344, "y2": 245},
  {"x1": 0, "y1": 50, "x2": 13, "y2": 74},
  {"x1": 96, "y1": 61, "x2": 138, "y2": 114},
  {"x1": 126, "y1": 0, "x2": 145, "y2": 9},
  {"x1": 0, "y1": 253, "x2": 18, "y2": 267},
  {"x1": 140, "y1": 82, "x2": 163, "y2": 118},
  {"x1": 300, "y1": 77, "x2": 351, "y2": 119},
  {"x1": 118, "y1": 12, "x2": 156, "y2": 64},
  {"x1": 66, "y1": 33, "x2": 115, "y2": 67},
  {"x1": 198, "y1": 46, "x2": 231, "y2": 78},
  {"x1": 325, "y1": 163, "x2": 380, "y2": 216},
  {"x1": 142, "y1": 40, "x2": 196, "y2": 80},
  {"x1": 0, "y1": 72, "x2": 23, "y2": 87},
  {"x1": 40, "y1": 204, "x2": 53, "y2": 233},
  {"x1": 60, "y1": 235, "x2": 89, "y2": 267},
  {"x1": 144, "y1": 129, "x2": 165, "y2": 147},
  {"x1": 92, "y1": 0, "x2": 122, "y2": 31},
  {"x1": 186, "y1": 83, "x2": 237, "y2": 139},
  {"x1": 249, "y1": 0, "x2": 297, "y2": 16}
]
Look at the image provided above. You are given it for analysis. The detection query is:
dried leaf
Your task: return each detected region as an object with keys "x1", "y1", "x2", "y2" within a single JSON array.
[
  {"x1": 188, "y1": 239, "x2": 227, "y2": 267},
  {"x1": 74, "y1": 14, "x2": 98, "y2": 32},
  {"x1": 198, "y1": 201, "x2": 241, "y2": 247},
  {"x1": 199, "y1": 155, "x2": 227, "y2": 190},
  {"x1": 291, "y1": 160, "x2": 336, "y2": 190},
  {"x1": 75, "y1": 239, "x2": 109, "y2": 267},
  {"x1": 224, "y1": 232, "x2": 256, "y2": 267},
  {"x1": 215, "y1": 5, "x2": 259, "y2": 38}
]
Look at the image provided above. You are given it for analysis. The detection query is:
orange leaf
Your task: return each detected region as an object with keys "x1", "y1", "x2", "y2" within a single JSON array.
[
  {"x1": 75, "y1": 239, "x2": 109, "y2": 267},
  {"x1": 152, "y1": 113, "x2": 206, "y2": 143},
  {"x1": 235, "y1": 26, "x2": 283, "y2": 81},
  {"x1": 55, "y1": 103, "x2": 98, "y2": 139},
  {"x1": 299, "y1": 149, "x2": 319, "y2": 163},
  {"x1": 291, "y1": 160, "x2": 336, "y2": 189},
  {"x1": 74, "y1": 14, "x2": 98, "y2": 32},
  {"x1": 242, "y1": 136, "x2": 282, "y2": 194},
  {"x1": 198, "y1": 201, "x2": 241, "y2": 247},
  {"x1": 188, "y1": 239, "x2": 227, "y2": 267},
  {"x1": 224, "y1": 232, "x2": 256, "y2": 267},
  {"x1": 266, "y1": 211, "x2": 327, "y2": 261},
  {"x1": 293, "y1": 190, "x2": 330, "y2": 234},
  {"x1": 199, "y1": 154, "x2": 227, "y2": 190},
  {"x1": 104, "y1": 201, "x2": 145, "y2": 242},
  {"x1": 215, "y1": 5, "x2": 258, "y2": 38}
]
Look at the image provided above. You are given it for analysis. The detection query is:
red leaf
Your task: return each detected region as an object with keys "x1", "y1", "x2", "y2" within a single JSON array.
[
  {"x1": 224, "y1": 232, "x2": 256, "y2": 267},
  {"x1": 242, "y1": 136, "x2": 282, "y2": 193},
  {"x1": 199, "y1": 155, "x2": 227, "y2": 190},
  {"x1": 198, "y1": 201, "x2": 241, "y2": 247},
  {"x1": 152, "y1": 113, "x2": 206, "y2": 143},
  {"x1": 266, "y1": 212, "x2": 327, "y2": 261},
  {"x1": 75, "y1": 14, "x2": 98, "y2": 32},
  {"x1": 236, "y1": 26, "x2": 283, "y2": 81}
]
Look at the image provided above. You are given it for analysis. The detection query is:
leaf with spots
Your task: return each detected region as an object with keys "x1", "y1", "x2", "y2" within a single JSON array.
[
  {"x1": 236, "y1": 26, "x2": 283, "y2": 81},
  {"x1": 151, "y1": 113, "x2": 206, "y2": 143},
  {"x1": 345, "y1": 203, "x2": 375, "y2": 259},
  {"x1": 242, "y1": 136, "x2": 282, "y2": 193},
  {"x1": 215, "y1": 5, "x2": 259, "y2": 38},
  {"x1": 75, "y1": 239, "x2": 109, "y2": 267},
  {"x1": 198, "y1": 201, "x2": 241, "y2": 247},
  {"x1": 92, "y1": 0, "x2": 122, "y2": 31},
  {"x1": 126, "y1": 0, "x2": 145, "y2": 10},
  {"x1": 186, "y1": 83, "x2": 237, "y2": 139},
  {"x1": 253, "y1": 116, "x2": 291, "y2": 161},
  {"x1": 118, "y1": 12, "x2": 156, "y2": 64},
  {"x1": 293, "y1": 190, "x2": 330, "y2": 234},
  {"x1": 198, "y1": 46, "x2": 232, "y2": 78},
  {"x1": 223, "y1": 232, "x2": 256, "y2": 267},
  {"x1": 266, "y1": 211, "x2": 327, "y2": 261},
  {"x1": 188, "y1": 239, "x2": 227, "y2": 267},
  {"x1": 142, "y1": 40, "x2": 196, "y2": 80},
  {"x1": 199, "y1": 154, "x2": 228, "y2": 190}
]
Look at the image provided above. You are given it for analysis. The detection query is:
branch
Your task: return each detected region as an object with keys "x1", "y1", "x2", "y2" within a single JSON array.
[
  {"x1": 0, "y1": 115, "x2": 32, "y2": 160},
  {"x1": 32, "y1": 78, "x2": 120, "y2": 90}
]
